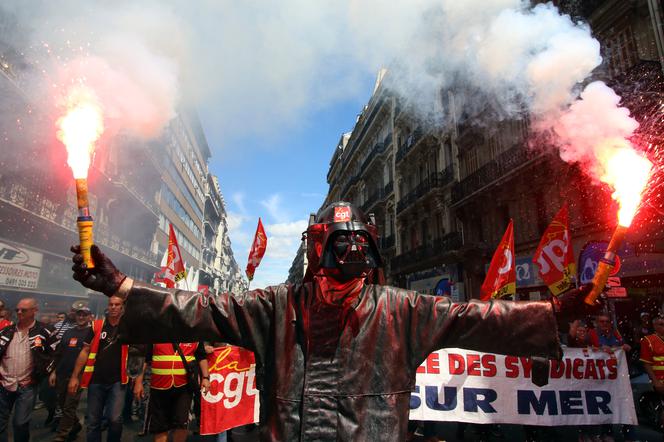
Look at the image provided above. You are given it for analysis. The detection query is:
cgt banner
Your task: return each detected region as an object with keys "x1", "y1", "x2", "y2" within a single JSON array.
[
  {"x1": 410, "y1": 347, "x2": 636, "y2": 425},
  {"x1": 200, "y1": 346, "x2": 260, "y2": 435}
]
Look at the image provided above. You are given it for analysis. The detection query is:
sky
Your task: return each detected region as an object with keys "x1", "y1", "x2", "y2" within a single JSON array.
[{"x1": 204, "y1": 84, "x2": 376, "y2": 288}]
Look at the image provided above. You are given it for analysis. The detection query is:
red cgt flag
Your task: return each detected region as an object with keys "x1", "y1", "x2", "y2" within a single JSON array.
[
  {"x1": 533, "y1": 204, "x2": 576, "y2": 296},
  {"x1": 155, "y1": 224, "x2": 187, "y2": 288},
  {"x1": 246, "y1": 218, "x2": 267, "y2": 282},
  {"x1": 480, "y1": 220, "x2": 516, "y2": 301}
]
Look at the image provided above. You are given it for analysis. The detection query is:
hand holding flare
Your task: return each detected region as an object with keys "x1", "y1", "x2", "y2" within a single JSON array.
[{"x1": 56, "y1": 86, "x2": 104, "y2": 269}]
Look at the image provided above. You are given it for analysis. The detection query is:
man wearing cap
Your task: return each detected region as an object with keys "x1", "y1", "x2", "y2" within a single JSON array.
[
  {"x1": 49, "y1": 305, "x2": 91, "y2": 442},
  {"x1": 71, "y1": 201, "x2": 592, "y2": 442}
]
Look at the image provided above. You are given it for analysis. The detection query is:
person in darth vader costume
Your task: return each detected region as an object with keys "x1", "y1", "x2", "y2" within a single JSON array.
[{"x1": 71, "y1": 201, "x2": 591, "y2": 442}]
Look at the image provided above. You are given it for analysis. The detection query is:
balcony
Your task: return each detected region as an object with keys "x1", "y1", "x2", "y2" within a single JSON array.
[
  {"x1": 396, "y1": 167, "x2": 455, "y2": 214},
  {"x1": 360, "y1": 180, "x2": 394, "y2": 213},
  {"x1": 452, "y1": 144, "x2": 540, "y2": 205},
  {"x1": 395, "y1": 127, "x2": 423, "y2": 163},
  {"x1": 359, "y1": 142, "x2": 385, "y2": 174},
  {"x1": 390, "y1": 232, "x2": 463, "y2": 274},
  {"x1": 340, "y1": 175, "x2": 360, "y2": 199}
]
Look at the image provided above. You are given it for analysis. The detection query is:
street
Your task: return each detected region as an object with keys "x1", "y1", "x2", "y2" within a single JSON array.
[{"x1": 14, "y1": 400, "x2": 664, "y2": 442}]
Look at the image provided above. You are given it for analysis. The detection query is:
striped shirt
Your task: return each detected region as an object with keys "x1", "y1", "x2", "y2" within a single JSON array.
[
  {"x1": 51, "y1": 320, "x2": 75, "y2": 350},
  {"x1": 0, "y1": 328, "x2": 32, "y2": 391}
]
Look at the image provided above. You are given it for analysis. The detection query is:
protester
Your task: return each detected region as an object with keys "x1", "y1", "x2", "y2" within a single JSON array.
[
  {"x1": 68, "y1": 296, "x2": 128, "y2": 442},
  {"x1": 52, "y1": 310, "x2": 76, "y2": 348},
  {"x1": 0, "y1": 298, "x2": 55, "y2": 442},
  {"x1": 568, "y1": 319, "x2": 593, "y2": 347},
  {"x1": 588, "y1": 313, "x2": 631, "y2": 353},
  {"x1": 134, "y1": 342, "x2": 210, "y2": 442},
  {"x1": 49, "y1": 306, "x2": 91, "y2": 442},
  {"x1": 639, "y1": 314, "x2": 664, "y2": 430},
  {"x1": 0, "y1": 301, "x2": 12, "y2": 330},
  {"x1": 71, "y1": 201, "x2": 592, "y2": 441}
]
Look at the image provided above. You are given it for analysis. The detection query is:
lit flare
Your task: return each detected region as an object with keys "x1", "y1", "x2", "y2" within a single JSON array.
[
  {"x1": 598, "y1": 141, "x2": 652, "y2": 227},
  {"x1": 584, "y1": 141, "x2": 652, "y2": 305},
  {"x1": 56, "y1": 86, "x2": 104, "y2": 269},
  {"x1": 56, "y1": 86, "x2": 104, "y2": 179}
]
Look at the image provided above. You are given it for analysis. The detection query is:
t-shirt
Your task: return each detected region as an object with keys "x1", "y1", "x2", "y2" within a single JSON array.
[
  {"x1": 55, "y1": 326, "x2": 90, "y2": 377},
  {"x1": 588, "y1": 328, "x2": 623, "y2": 348},
  {"x1": 84, "y1": 321, "x2": 121, "y2": 385}
]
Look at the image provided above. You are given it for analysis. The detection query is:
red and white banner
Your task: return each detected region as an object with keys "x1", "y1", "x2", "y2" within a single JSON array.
[
  {"x1": 480, "y1": 220, "x2": 516, "y2": 300},
  {"x1": 410, "y1": 347, "x2": 636, "y2": 425},
  {"x1": 200, "y1": 346, "x2": 260, "y2": 435},
  {"x1": 533, "y1": 204, "x2": 576, "y2": 296}
]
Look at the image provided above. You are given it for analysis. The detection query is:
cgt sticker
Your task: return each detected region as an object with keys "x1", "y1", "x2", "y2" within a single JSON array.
[{"x1": 334, "y1": 207, "x2": 351, "y2": 223}]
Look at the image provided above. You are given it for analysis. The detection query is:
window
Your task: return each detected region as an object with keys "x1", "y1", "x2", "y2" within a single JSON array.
[{"x1": 160, "y1": 184, "x2": 202, "y2": 240}]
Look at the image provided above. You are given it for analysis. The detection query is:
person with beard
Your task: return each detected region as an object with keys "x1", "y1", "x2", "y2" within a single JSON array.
[
  {"x1": 70, "y1": 201, "x2": 590, "y2": 442},
  {"x1": 68, "y1": 297, "x2": 128, "y2": 442}
]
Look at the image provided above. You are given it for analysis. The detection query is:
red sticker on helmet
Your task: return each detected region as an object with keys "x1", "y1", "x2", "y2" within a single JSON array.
[{"x1": 334, "y1": 207, "x2": 351, "y2": 222}]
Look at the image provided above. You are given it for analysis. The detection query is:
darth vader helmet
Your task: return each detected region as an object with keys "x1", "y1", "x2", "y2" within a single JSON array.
[{"x1": 304, "y1": 201, "x2": 382, "y2": 281}]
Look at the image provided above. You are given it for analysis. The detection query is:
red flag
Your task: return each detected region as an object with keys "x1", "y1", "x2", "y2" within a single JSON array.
[
  {"x1": 533, "y1": 204, "x2": 576, "y2": 296},
  {"x1": 245, "y1": 218, "x2": 267, "y2": 281},
  {"x1": 155, "y1": 224, "x2": 187, "y2": 288},
  {"x1": 480, "y1": 220, "x2": 516, "y2": 301},
  {"x1": 200, "y1": 346, "x2": 259, "y2": 434}
]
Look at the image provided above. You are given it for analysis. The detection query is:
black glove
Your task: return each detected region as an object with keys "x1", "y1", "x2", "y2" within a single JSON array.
[
  {"x1": 552, "y1": 283, "x2": 601, "y2": 323},
  {"x1": 71, "y1": 245, "x2": 126, "y2": 296}
]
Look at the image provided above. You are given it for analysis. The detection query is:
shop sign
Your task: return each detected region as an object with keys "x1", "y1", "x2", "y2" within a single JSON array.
[{"x1": 0, "y1": 241, "x2": 42, "y2": 290}]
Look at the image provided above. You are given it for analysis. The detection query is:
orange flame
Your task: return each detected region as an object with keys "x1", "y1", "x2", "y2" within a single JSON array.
[
  {"x1": 56, "y1": 86, "x2": 104, "y2": 179},
  {"x1": 598, "y1": 140, "x2": 652, "y2": 227}
]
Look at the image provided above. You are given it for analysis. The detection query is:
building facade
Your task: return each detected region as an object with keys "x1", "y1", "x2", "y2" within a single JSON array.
[{"x1": 316, "y1": 0, "x2": 663, "y2": 317}]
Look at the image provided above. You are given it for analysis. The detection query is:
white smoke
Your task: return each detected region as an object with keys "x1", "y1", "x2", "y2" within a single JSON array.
[{"x1": 2, "y1": 1, "x2": 631, "y2": 148}]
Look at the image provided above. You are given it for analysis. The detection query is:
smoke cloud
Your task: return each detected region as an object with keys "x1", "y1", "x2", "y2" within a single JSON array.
[{"x1": 1, "y1": 0, "x2": 652, "y2": 222}]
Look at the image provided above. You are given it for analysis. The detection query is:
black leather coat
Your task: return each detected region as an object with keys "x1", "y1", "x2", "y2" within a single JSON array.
[{"x1": 119, "y1": 281, "x2": 561, "y2": 441}]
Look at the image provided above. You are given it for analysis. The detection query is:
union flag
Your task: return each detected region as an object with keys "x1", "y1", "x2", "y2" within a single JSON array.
[
  {"x1": 154, "y1": 224, "x2": 187, "y2": 288},
  {"x1": 480, "y1": 220, "x2": 516, "y2": 301},
  {"x1": 246, "y1": 218, "x2": 267, "y2": 282},
  {"x1": 533, "y1": 204, "x2": 576, "y2": 296}
]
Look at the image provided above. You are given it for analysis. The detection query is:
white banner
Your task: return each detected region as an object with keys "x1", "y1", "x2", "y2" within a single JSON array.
[
  {"x1": 410, "y1": 347, "x2": 637, "y2": 425},
  {"x1": 0, "y1": 241, "x2": 42, "y2": 290}
]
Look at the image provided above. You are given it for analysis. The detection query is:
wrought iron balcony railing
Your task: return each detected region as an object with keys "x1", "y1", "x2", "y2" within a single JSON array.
[
  {"x1": 390, "y1": 232, "x2": 462, "y2": 273},
  {"x1": 396, "y1": 167, "x2": 454, "y2": 214},
  {"x1": 452, "y1": 144, "x2": 539, "y2": 205}
]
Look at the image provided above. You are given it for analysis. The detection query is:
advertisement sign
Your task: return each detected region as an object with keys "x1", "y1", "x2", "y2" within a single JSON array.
[
  {"x1": 0, "y1": 240, "x2": 42, "y2": 290},
  {"x1": 411, "y1": 347, "x2": 636, "y2": 426},
  {"x1": 200, "y1": 346, "x2": 260, "y2": 435}
]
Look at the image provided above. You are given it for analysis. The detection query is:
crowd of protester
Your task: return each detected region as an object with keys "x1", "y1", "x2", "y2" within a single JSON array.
[
  {"x1": 0, "y1": 296, "x2": 259, "y2": 442},
  {"x1": 0, "y1": 295, "x2": 663, "y2": 442}
]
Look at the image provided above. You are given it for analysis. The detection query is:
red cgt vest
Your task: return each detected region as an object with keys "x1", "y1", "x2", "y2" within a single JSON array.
[
  {"x1": 150, "y1": 342, "x2": 198, "y2": 390},
  {"x1": 81, "y1": 319, "x2": 128, "y2": 388}
]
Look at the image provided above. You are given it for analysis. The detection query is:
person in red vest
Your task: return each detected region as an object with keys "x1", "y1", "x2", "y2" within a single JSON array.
[
  {"x1": 68, "y1": 296, "x2": 128, "y2": 442},
  {"x1": 134, "y1": 342, "x2": 210, "y2": 442},
  {"x1": 640, "y1": 315, "x2": 664, "y2": 428},
  {"x1": 0, "y1": 300, "x2": 12, "y2": 330}
]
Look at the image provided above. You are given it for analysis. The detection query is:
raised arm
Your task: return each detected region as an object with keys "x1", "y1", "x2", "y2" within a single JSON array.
[
  {"x1": 404, "y1": 293, "x2": 562, "y2": 369},
  {"x1": 71, "y1": 245, "x2": 277, "y2": 356},
  {"x1": 117, "y1": 280, "x2": 278, "y2": 355}
]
